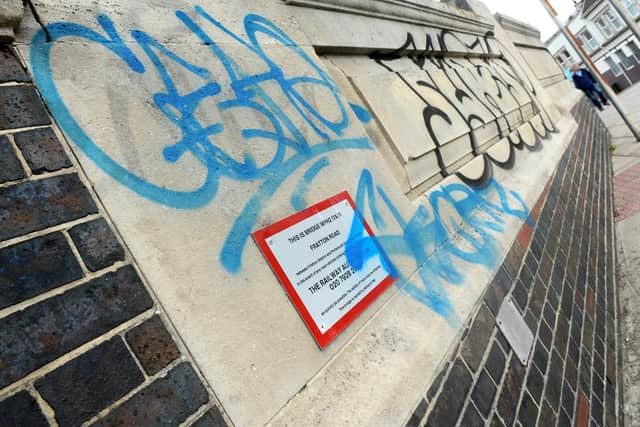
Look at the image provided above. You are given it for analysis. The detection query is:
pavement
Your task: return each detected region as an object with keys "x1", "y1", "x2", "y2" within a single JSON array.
[{"x1": 599, "y1": 82, "x2": 640, "y2": 426}]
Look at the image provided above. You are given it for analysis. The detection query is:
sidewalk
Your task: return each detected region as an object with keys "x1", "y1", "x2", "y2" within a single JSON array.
[{"x1": 599, "y1": 83, "x2": 640, "y2": 426}]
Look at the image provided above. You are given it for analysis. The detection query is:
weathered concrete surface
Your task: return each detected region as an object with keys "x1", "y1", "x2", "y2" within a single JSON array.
[
  {"x1": 0, "y1": 0, "x2": 23, "y2": 42},
  {"x1": 599, "y1": 85, "x2": 640, "y2": 175},
  {"x1": 618, "y1": 215, "x2": 640, "y2": 427},
  {"x1": 599, "y1": 82, "x2": 640, "y2": 426},
  {"x1": 12, "y1": 0, "x2": 580, "y2": 425}
]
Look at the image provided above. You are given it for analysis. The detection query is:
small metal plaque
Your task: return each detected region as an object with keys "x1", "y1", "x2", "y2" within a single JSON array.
[{"x1": 496, "y1": 298, "x2": 534, "y2": 365}]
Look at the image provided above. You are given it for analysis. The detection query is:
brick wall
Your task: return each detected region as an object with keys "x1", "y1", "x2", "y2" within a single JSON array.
[
  {"x1": 0, "y1": 45, "x2": 228, "y2": 426},
  {"x1": 406, "y1": 98, "x2": 621, "y2": 427}
]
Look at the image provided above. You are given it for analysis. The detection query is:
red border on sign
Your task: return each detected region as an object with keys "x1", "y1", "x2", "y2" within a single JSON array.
[{"x1": 252, "y1": 191, "x2": 396, "y2": 350}]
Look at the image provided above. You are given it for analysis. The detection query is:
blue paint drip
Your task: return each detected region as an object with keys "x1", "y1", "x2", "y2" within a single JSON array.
[{"x1": 349, "y1": 103, "x2": 373, "y2": 124}]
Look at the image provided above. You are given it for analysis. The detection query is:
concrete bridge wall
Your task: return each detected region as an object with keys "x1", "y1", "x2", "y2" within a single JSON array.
[{"x1": 0, "y1": 0, "x2": 620, "y2": 425}]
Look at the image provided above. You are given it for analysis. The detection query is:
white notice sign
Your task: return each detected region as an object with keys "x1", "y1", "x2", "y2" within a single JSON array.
[{"x1": 253, "y1": 191, "x2": 395, "y2": 349}]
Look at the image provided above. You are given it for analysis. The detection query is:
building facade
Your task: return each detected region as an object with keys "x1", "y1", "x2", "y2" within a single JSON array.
[{"x1": 546, "y1": 0, "x2": 640, "y2": 91}]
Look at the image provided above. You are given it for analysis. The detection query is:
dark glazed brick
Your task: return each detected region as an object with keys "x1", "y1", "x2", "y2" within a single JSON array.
[
  {"x1": 565, "y1": 358, "x2": 578, "y2": 391},
  {"x1": 538, "y1": 320, "x2": 552, "y2": 350},
  {"x1": 526, "y1": 364, "x2": 544, "y2": 404},
  {"x1": 36, "y1": 336, "x2": 144, "y2": 426},
  {"x1": 558, "y1": 409, "x2": 572, "y2": 427},
  {"x1": 496, "y1": 356, "x2": 525, "y2": 426},
  {"x1": 0, "y1": 135, "x2": 25, "y2": 183},
  {"x1": 538, "y1": 399, "x2": 557, "y2": 426},
  {"x1": 14, "y1": 128, "x2": 72, "y2": 174},
  {"x1": 503, "y1": 241, "x2": 525, "y2": 278},
  {"x1": 0, "y1": 85, "x2": 51, "y2": 130},
  {"x1": 512, "y1": 281, "x2": 528, "y2": 312},
  {"x1": 0, "y1": 266, "x2": 153, "y2": 389},
  {"x1": 406, "y1": 398, "x2": 428, "y2": 427},
  {"x1": 0, "y1": 173, "x2": 98, "y2": 241},
  {"x1": 486, "y1": 342, "x2": 506, "y2": 383},
  {"x1": 94, "y1": 363, "x2": 209, "y2": 427},
  {"x1": 191, "y1": 407, "x2": 228, "y2": 427},
  {"x1": 427, "y1": 363, "x2": 448, "y2": 401},
  {"x1": 126, "y1": 315, "x2": 181, "y2": 375},
  {"x1": 0, "y1": 232, "x2": 83, "y2": 309},
  {"x1": 69, "y1": 218, "x2": 125, "y2": 272},
  {"x1": 517, "y1": 391, "x2": 539, "y2": 427},
  {"x1": 0, "y1": 46, "x2": 30, "y2": 83},
  {"x1": 461, "y1": 304, "x2": 495, "y2": 372},
  {"x1": 0, "y1": 391, "x2": 49, "y2": 427},
  {"x1": 562, "y1": 381, "x2": 576, "y2": 418},
  {"x1": 425, "y1": 359, "x2": 472, "y2": 427},
  {"x1": 485, "y1": 267, "x2": 513, "y2": 316},
  {"x1": 471, "y1": 369, "x2": 496, "y2": 417},
  {"x1": 532, "y1": 341, "x2": 549, "y2": 377},
  {"x1": 490, "y1": 415, "x2": 506, "y2": 427},
  {"x1": 460, "y1": 403, "x2": 484, "y2": 427}
]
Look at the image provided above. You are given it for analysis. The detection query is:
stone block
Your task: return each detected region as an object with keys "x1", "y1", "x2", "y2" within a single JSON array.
[
  {"x1": 485, "y1": 342, "x2": 506, "y2": 384},
  {"x1": 0, "y1": 266, "x2": 153, "y2": 389},
  {"x1": 0, "y1": 173, "x2": 98, "y2": 241},
  {"x1": 0, "y1": 46, "x2": 29, "y2": 82},
  {"x1": 0, "y1": 391, "x2": 48, "y2": 427},
  {"x1": 485, "y1": 267, "x2": 513, "y2": 316},
  {"x1": 405, "y1": 398, "x2": 428, "y2": 427},
  {"x1": 0, "y1": 85, "x2": 50, "y2": 130},
  {"x1": 496, "y1": 356, "x2": 525, "y2": 426},
  {"x1": 471, "y1": 369, "x2": 497, "y2": 417},
  {"x1": 460, "y1": 403, "x2": 484, "y2": 427},
  {"x1": 516, "y1": 391, "x2": 538, "y2": 427},
  {"x1": 0, "y1": 135, "x2": 25, "y2": 183},
  {"x1": 14, "y1": 127, "x2": 72, "y2": 174},
  {"x1": 36, "y1": 336, "x2": 144, "y2": 426},
  {"x1": 0, "y1": 231, "x2": 83, "y2": 309},
  {"x1": 425, "y1": 359, "x2": 472, "y2": 427},
  {"x1": 68, "y1": 218, "x2": 125, "y2": 272},
  {"x1": 460, "y1": 304, "x2": 495, "y2": 372},
  {"x1": 93, "y1": 363, "x2": 208, "y2": 427},
  {"x1": 125, "y1": 315, "x2": 181, "y2": 375}
]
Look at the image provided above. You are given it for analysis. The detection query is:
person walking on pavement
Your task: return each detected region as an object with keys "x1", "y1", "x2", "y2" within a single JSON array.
[{"x1": 571, "y1": 64, "x2": 609, "y2": 110}]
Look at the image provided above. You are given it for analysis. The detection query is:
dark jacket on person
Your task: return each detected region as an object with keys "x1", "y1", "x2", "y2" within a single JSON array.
[{"x1": 572, "y1": 68, "x2": 598, "y2": 91}]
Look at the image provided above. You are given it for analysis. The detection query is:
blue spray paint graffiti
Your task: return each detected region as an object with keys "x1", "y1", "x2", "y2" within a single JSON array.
[
  {"x1": 30, "y1": 7, "x2": 531, "y2": 325},
  {"x1": 345, "y1": 170, "x2": 530, "y2": 325},
  {"x1": 30, "y1": 8, "x2": 373, "y2": 270}
]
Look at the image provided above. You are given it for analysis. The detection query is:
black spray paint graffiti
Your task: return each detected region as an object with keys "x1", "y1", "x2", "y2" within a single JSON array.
[{"x1": 369, "y1": 30, "x2": 556, "y2": 186}]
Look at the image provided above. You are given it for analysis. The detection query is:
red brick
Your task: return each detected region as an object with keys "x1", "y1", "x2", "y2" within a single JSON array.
[
  {"x1": 575, "y1": 393, "x2": 590, "y2": 427},
  {"x1": 517, "y1": 223, "x2": 533, "y2": 249},
  {"x1": 586, "y1": 289, "x2": 595, "y2": 317}
]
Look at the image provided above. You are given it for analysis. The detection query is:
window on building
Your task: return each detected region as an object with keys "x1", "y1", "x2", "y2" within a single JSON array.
[
  {"x1": 605, "y1": 9, "x2": 624, "y2": 30},
  {"x1": 605, "y1": 56, "x2": 624, "y2": 76},
  {"x1": 596, "y1": 16, "x2": 614, "y2": 38},
  {"x1": 578, "y1": 29, "x2": 599, "y2": 52},
  {"x1": 616, "y1": 49, "x2": 634, "y2": 69},
  {"x1": 628, "y1": 40, "x2": 640, "y2": 60},
  {"x1": 562, "y1": 49, "x2": 576, "y2": 66},
  {"x1": 623, "y1": 0, "x2": 640, "y2": 17}
]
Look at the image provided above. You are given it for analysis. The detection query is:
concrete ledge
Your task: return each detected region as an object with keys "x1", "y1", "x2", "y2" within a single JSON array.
[{"x1": 0, "y1": 0, "x2": 23, "y2": 43}]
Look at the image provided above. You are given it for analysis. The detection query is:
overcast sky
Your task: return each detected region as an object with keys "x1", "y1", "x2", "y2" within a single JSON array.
[{"x1": 481, "y1": 0, "x2": 577, "y2": 41}]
